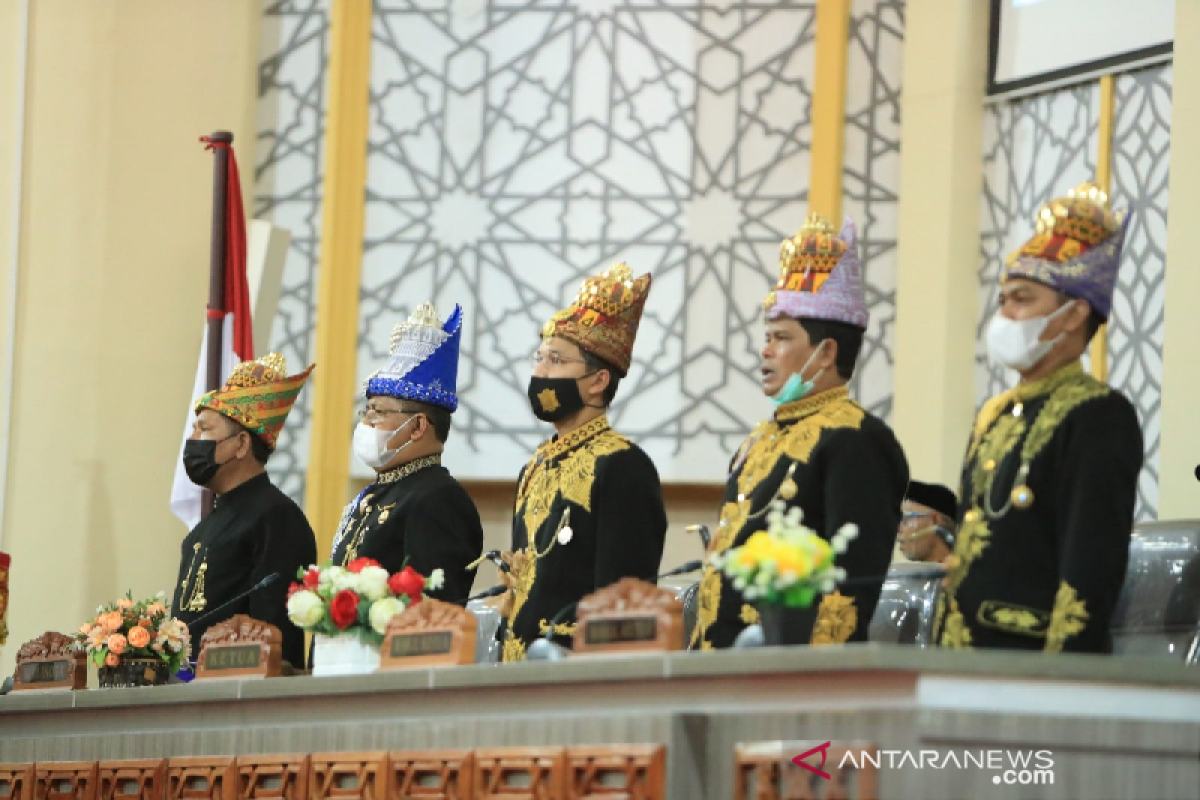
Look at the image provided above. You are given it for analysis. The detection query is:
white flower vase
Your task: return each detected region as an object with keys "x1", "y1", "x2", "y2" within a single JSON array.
[{"x1": 311, "y1": 633, "x2": 381, "y2": 677}]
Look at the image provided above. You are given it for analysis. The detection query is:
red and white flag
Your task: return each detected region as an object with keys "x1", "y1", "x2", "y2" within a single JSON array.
[{"x1": 170, "y1": 138, "x2": 254, "y2": 529}]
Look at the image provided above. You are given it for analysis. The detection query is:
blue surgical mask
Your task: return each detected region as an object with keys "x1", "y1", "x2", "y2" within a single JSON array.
[{"x1": 771, "y1": 344, "x2": 826, "y2": 405}]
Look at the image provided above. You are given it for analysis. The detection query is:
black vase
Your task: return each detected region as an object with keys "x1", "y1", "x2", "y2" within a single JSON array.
[
  {"x1": 97, "y1": 658, "x2": 170, "y2": 688},
  {"x1": 757, "y1": 603, "x2": 819, "y2": 646}
]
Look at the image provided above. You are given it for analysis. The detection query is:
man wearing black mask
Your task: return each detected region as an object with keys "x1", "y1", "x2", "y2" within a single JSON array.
[
  {"x1": 173, "y1": 353, "x2": 317, "y2": 668},
  {"x1": 498, "y1": 263, "x2": 668, "y2": 662}
]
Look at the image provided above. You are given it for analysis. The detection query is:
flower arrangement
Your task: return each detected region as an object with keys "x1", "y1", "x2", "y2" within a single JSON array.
[
  {"x1": 286, "y1": 558, "x2": 444, "y2": 647},
  {"x1": 717, "y1": 501, "x2": 858, "y2": 607},
  {"x1": 73, "y1": 592, "x2": 191, "y2": 674}
]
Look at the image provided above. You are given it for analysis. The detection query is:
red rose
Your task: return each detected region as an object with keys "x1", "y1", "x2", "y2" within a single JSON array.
[
  {"x1": 287, "y1": 581, "x2": 304, "y2": 599},
  {"x1": 302, "y1": 567, "x2": 320, "y2": 588},
  {"x1": 329, "y1": 589, "x2": 360, "y2": 630},
  {"x1": 346, "y1": 557, "x2": 381, "y2": 575},
  {"x1": 388, "y1": 566, "x2": 425, "y2": 603}
]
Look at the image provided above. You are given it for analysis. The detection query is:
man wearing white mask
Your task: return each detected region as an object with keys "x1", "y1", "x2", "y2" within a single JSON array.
[
  {"x1": 329, "y1": 303, "x2": 483, "y2": 602},
  {"x1": 937, "y1": 182, "x2": 1142, "y2": 653},
  {"x1": 691, "y1": 213, "x2": 909, "y2": 650}
]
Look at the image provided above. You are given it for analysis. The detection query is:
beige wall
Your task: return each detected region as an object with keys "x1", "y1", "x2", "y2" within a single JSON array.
[
  {"x1": 891, "y1": 0, "x2": 989, "y2": 491},
  {"x1": 1158, "y1": 1, "x2": 1200, "y2": 520},
  {"x1": 0, "y1": 1, "x2": 260, "y2": 667}
]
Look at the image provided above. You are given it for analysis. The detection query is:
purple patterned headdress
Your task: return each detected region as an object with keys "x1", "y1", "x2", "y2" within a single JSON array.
[
  {"x1": 763, "y1": 214, "x2": 869, "y2": 330},
  {"x1": 1002, "y1": 181, "x2": 1128, "y2": 319}
]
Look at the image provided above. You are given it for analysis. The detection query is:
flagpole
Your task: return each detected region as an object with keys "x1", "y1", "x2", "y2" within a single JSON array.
[
  {"x1": 206, "y1": 130, "x2": 232, "y2": 391},
  {"x1": 203, "y1": 130, "x2": 233, "y2": 518}
]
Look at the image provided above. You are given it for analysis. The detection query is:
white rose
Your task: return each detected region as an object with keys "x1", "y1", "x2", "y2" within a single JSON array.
[
  {"x1": 318, "y1": 566, "x2": 344, "y2": 590},
  {"x1": 368, "y1": 597, "x2": 405, "y2": 635},
  {"x1": 358, "y1": 566, "x2": 390, "y2": 601},
  {"x1": 332, "y1": 569, "x2": 362, "y2": 594},
  {"x1": 427, "y1": 568, "x2": 445, "y2": 592},
  {"x1": 287, "y1": 590, "x2": 325, "y2": 628}
]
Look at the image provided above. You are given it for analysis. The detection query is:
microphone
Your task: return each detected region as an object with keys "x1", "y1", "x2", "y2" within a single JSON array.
[
  {"x1": 451, "y1": 585, "x2": 507, "y2": 606},
  {"x1": 183, "y1": 572, "x2": 280, "y2": 631},
  {"x1": 658, "y1": 559, "x2": 704, "y2": 579},
  {"x1": 524, "y1": 560, "x2": 706, "y2": 661}
]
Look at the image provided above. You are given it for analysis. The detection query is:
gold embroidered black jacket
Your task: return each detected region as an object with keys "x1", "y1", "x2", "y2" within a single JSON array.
[
  {"x1": 692, "y1": 387, "x2": 909, "y2": 649},
  {"x1": 172, "y1": 473, "x2": 316, "y2": 667},
  {"x1": 502, "y1": 417, "x2": 668, "y2": 661},
  {"x1": 937, "y1": 363, "x2": 1142, "y2": 653},
  {"x1": 329, "y1": 457, "x2": 483, "y2": 605}
]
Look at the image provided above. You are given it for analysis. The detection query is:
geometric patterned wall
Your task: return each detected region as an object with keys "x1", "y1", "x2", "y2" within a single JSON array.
[
  {"x1": 254, "y1": 0, "x2": 329, "y2": 501},
  {"x1": 1109, "y1": 65, "x2": 1171, "y2": 521},
  {"x1": 253, "y1": 1, "x2": 905, "y2": 488},
  {"x1": 843, "y1": 0, "x2": 904, "y2": 423},
  {"x1": 357, "y1": 0, "x2": 902, "y2": 482},
  {"x1": 975, "y1": 65, "x2": 1171, "y2": 521},
  {"x1": 360, "y1": 0, "x2": 828, "y2": 482}
]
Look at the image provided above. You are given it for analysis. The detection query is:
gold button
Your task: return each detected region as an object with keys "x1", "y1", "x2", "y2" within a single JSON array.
[
  {"x1": 964, "y1": 509, "x2": 981, "y2": 524},
  {"x1": 1012, "y1": 403, "x2": 1024, "y2": 418},
  {"x1": 984, "y1": 459, "x2": 996, "y2": 472}
]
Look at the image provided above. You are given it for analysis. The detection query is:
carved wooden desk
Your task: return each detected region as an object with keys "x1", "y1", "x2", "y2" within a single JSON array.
[{"x1": 2, "y1": 646, "x2": 1198, "y2": 799}]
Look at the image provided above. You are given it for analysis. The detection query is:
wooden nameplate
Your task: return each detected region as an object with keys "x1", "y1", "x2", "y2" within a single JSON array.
[
  {"x1": 380, "y1": 599, "x2": 476, "y2": 670},
  {"x1": 13, "y1": 631, "x2": 86, "y2": 692},
  {"x1": 573, "y1": 578, "x2": 683, "y2": 655},
  {"x1": 195, "y1": 614, "x2": 283, "y2": 680}
]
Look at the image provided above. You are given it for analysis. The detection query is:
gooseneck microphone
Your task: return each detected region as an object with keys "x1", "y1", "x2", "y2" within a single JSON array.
[{"x1": 184, "y1": 572, "x2": 280, "y2": 630}]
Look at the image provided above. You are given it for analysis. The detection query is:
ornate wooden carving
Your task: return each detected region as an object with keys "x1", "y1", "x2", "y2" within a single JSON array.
[
  {"x1": 195, "y1": 615, "x2": 282, "y2": 680},
  {"x1": 13, "y1": 632, "x2": 86, "y2": 692},
  {"x1": 385, "y1": 751, "x2": 473, "y2": 800},
  {"x1": 380, "y1": 600, "x2": 475, "y2": 670},
  {"x1": 0, "y1": 763, "x2": 34, "y2": 800},
  {"x1": 566, "y1": 745, "x2": 665, "y2": 800},
  {"x1": 98, "y1": 759, "x2": 166, "y2": 800},
  {"x1": 35, "y1": 762, "x2": 97, "y2": 800},
  {"x1": 574, "y1": 578, "x2": 683, "y2": 655},
  {"x1": 166, "y1": 757, "x2": 236, "y2": 800},
  {"x1": 474, "y1": 748, "x2": 566, "y2": 800},
  {"x1": 237, "y1": 755, "x2": 309, "y2": 800},
  {"x1": 310, "y1": 753, "x2": 388, "y2": 800},
  {"x1": 735, "y1": 742, "x2": 879, "y2": 800}
]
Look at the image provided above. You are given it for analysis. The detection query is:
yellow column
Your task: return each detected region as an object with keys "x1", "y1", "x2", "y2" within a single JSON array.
[
  {"x1": 891, "y1": 0, "x2": 990, "y2": 487},
  {"x1": 1158, "y1": 1, "x2": 1200, "y2": 519},
  {"x1": 1090, "y1": 74, "x2": 1115, "y2": 382},
  {"x1": 305, "y1": 1, "x2": 373, "y2": 556},
  {"x1": 808, "y1": 0, "x2": 850, "y2": 221}
]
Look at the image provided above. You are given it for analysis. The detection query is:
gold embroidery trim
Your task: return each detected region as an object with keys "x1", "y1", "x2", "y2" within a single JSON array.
[
  {"x1": 740, "y1": 605, "x2": 761, "y2": 625},
  {"x1": 775, "y1": 386, "x2": 850, "y2": 423},
  {"x1": 502, "y1": 637, "x2": 527, "y2": 663},
  {"x1": 976, "y1": 600, "x2": 1049, "y2": 638},
  {"x1": 690, "y1": 394, "x2": 866, "y2": 649},
  {"x1": 939, "y1": 598, "x2": 973, "y2": 649},
  {"x1": 810, "y1": 591, "x2": 857, "y2": 646},
  {"x1": 538, "y1": 620, "x2": 577, "y2": 637},
  {"x1": 1045, "y1": 581, "x2": 1089, "y2": 653}
]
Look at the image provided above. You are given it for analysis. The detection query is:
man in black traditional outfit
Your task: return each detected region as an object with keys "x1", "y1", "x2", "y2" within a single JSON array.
[
  {"x1": 937, "y1": 182, "x2": 1142, "y2": 653},
  {"x1": 328, "y1": 303, "x2": 483, "y2": 604},
  {"x1": 499, "y1": 262, "x2": 668, "y2": 662},
  {"x1": 691, "y1": 213, "x2": 909, "y2": 650},
  {"x1": 173, "y1": 353, "x2": 317, "y2": 668}
]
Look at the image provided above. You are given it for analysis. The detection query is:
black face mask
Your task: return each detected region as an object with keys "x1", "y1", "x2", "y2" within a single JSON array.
[
  {"x1": 182, "y1": 435, "x2": 236, "y2": 487},
  {"x1": 527, "y1": 375, "x2": 590, "y2": 422}
]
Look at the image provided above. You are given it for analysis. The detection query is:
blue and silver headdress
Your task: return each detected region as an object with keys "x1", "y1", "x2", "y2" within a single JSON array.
[{"x1": 365, "y1": 303, "x2": 462, "y2": 412}]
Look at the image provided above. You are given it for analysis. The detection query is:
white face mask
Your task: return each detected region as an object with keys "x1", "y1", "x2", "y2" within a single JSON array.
[
  {"x1": 985, "y1": 301, "x2": 1075, "y2": 372},
  {"x1": 352, "y1": 416, "x2": 416, "y2": 470}
]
